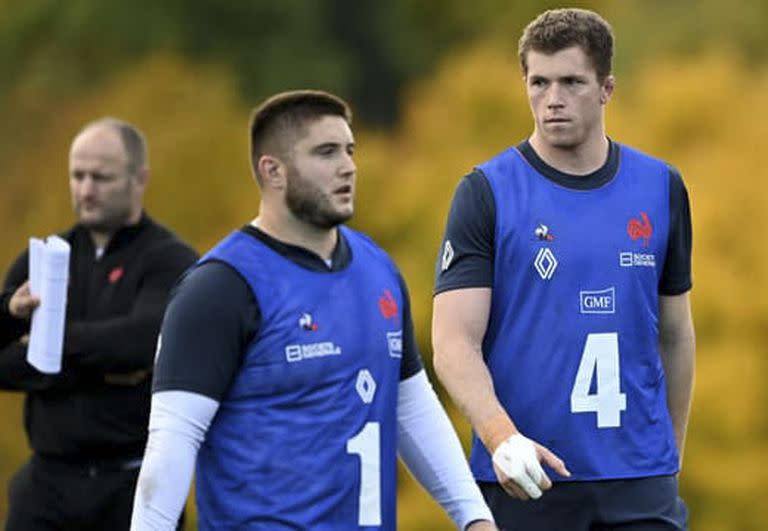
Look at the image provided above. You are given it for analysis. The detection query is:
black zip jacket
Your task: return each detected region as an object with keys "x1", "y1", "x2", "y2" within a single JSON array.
[{"x1": 0, "y1": 214, "x2": 198, "y2": 460}]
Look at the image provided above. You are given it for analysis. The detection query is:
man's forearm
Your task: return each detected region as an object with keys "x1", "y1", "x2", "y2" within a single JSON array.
[
  {"x1": 396, "y1": 370, "x2": 494, "y2": 529},
  {"x1": 433, "y1": 339, "x2": 515, "y2": 453},
  {"x1": 432, "y1": 289, "x2": 523, "y2": 458},
  {"x1": 65, "y1": 313, "x2": 161, "y2": 372},
  {"x1": 660, "y1": 334, "x2": 695, "y2": 460},
  {"x1": 132, "y1": 391, "x2": 218, "y2": 530},
  {"x1": 658, "y1": 293, "x2": 696, "y2": 463},
  {"x1": 0, "y1": 341, "x2": 85, "y2": 392}
]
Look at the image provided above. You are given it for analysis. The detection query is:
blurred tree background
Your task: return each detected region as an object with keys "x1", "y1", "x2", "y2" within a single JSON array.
[{"x1": 1, "y1": 0, "x2": 767, "y2": 529}]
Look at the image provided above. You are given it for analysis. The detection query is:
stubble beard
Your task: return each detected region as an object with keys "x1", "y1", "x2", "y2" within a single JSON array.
[
  {"x1": 284, "y1": 171, "x2": 352, "y2": 230},
  {"x1": 75, "y1": 180, "x2": 135, "y2": 235}
]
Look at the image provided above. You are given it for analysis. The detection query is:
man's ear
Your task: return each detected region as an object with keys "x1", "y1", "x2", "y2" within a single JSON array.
[
  {"x1": 600, "y1": 75, "x2": 616, "y2": 105},
  {"x1": 257, "y1": 155, "x2": 286, "y2": 190},
  {"x1": 133, "y1": 166, "x2": 149, "y2": 192}
]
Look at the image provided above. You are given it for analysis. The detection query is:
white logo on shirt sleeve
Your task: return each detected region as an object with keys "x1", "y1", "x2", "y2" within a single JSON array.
[
  {"x1": 153, "y1": 334, "x2": 162, "y2": 363},
  {"x1": 441, "y1": 240, "x2": 455, "y2": 272}
]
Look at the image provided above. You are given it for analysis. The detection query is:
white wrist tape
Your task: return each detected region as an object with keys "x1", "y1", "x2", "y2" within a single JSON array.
[{"x1": 491, "y1": 434, "x2": 546, "y2": 499}]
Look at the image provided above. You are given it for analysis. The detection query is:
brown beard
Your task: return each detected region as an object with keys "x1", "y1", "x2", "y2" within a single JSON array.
[{"x1": 284, "y1": 169, "x2": 352, "y2": 229}]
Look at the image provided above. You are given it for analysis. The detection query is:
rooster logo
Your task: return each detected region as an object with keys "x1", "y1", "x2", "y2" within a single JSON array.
[
  {"x1": 378, "y1": 289, "x2": 398, "y2": 320},
  {"x1": 627, "y1": 212, "x2": 653, "y2": 247}
]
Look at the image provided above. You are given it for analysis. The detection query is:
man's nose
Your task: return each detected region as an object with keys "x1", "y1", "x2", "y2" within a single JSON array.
[
  {"x1": 340, "y1": 152, "x2": 356, "y2": 176},
  {"x1": 546, "y1": 84, "x2": 565, "y2": 107},
  {"x1": 78, "y1": 175, "x2": 97, "y2": 195}
]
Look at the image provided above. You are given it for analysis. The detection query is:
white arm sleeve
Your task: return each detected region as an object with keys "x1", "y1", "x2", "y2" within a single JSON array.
[
  {"x1": 397, "y1": 370, "x2": 494, "y2": 530},
  {"x1": 130, "y1": 390, "x2": 220, "y2": 531}
]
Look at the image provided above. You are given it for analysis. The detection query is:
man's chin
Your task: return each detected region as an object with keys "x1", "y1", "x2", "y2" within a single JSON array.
[
  {"x1": 78, "y1": 218, "x2": 117, "y2": 234},
  {"x1": 541, "y1": 129, "x2": 587, "y2": 150},
  {"x1": 314, "y1": 210, "x2": 353, "y2": 230},
  {"x1": 547, "y1": 136, "x2": 581, "y2": 150},
  {"x1": 333, "y1": 209, "x2": 354, "y2": 226},
  {"x1": 78, "y1": 216, "x2": 102, "y2": 229}
]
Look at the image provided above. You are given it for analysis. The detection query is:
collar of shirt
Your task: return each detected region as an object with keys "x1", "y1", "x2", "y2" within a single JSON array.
[
  {"x1": 72, "y1": 212, "x2": 152, "y2": 260},
  {"x1": 239, "y1": 225, "x2": 352, "y2": 273},
  {"x1": 517, "y1": 138, "x2": 620, "y2": 190}
]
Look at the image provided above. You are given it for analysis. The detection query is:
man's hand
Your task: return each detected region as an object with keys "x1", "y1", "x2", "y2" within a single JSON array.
[
  {"x1": 491, "y1": 434, "x2": 571, "y2": 500},
  {"x1": 466, "y1": 520, "x2": 497, "y2": 530},
  {"x1": 8, "y1": 281, "x2": 40, "y2": 319}
]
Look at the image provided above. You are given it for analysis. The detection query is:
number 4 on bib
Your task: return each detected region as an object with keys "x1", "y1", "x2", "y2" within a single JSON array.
[{"x1": 570, "y1": 332, "x2": 627, "y2": 428}]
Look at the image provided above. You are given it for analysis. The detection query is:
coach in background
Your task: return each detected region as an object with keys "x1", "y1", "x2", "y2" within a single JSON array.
[{"x1": 0, "y1": 118, "x2": 197, "y2": 530}]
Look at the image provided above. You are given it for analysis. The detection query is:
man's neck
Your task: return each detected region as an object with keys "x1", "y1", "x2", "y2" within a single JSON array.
[
  {"x1": 253, "y1": 210, "x2": 338, "y2": 261},
  {"x1": 85, "y1": 211, "x2": 143, "y2": 254},
  {"x1": 88, "y1": 230, "x2": 113, "y2": 253},
  {"x1": 529, "y1": 132, "x2": 609, "y2": 176}
]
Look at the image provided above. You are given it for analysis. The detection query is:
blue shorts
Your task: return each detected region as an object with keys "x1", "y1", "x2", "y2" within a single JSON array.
[{"x1": 480, "y1": 475, "x2": 688, "y2": 531}]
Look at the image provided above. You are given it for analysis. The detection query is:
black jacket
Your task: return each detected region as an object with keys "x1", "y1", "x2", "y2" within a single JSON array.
[{"x1": 0, "y1": 214, "x2": 198, "y2": 460}]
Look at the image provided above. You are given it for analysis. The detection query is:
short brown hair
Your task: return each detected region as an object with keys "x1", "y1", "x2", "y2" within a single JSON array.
[
  {"x1": 249, "y1": 90, "x2": 352, "y2": 182},
  {"x1": 518, "y1": 8, "x2": 614, "y2": 82}
]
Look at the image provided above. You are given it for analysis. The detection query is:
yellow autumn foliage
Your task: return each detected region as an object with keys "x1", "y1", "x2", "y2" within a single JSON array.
[{"x1": 1, "y1": 43, "x2": 766, "y2": 529}]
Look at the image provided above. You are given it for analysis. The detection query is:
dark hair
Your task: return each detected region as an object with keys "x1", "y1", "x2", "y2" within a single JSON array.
[
  {"x1": 249, "y1": 90, "x2": 352, "y2": 182},
  {"x1": 79, "y1": 117, "x2": 148, "y2": 174},
  {"x1": 519, "y1": 8, "x2": 614, "y2": 82}
]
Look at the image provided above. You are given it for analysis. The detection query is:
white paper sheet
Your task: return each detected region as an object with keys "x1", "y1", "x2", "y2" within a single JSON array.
[
  {"x1": 28, "y1": 238, "x2": 44, "y2": 295},
  {"x1": 27, "y1": 235, "x2": 70, "y2": 374}
]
